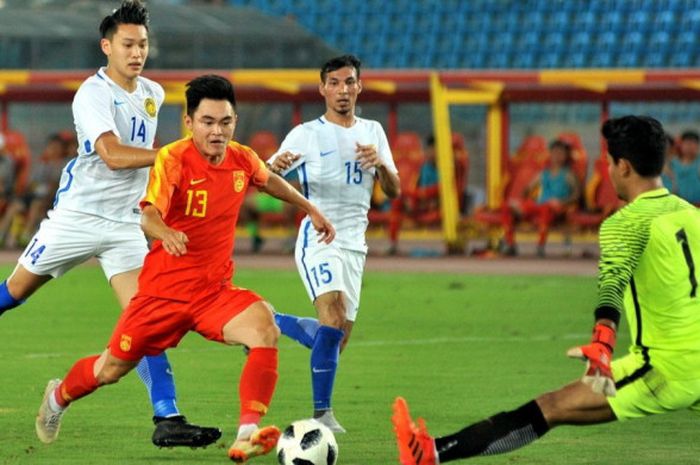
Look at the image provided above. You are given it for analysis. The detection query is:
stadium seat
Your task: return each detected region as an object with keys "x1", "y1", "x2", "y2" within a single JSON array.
[
  {"x1": 247, "y1": 130, "x2": 279, "y2": 161},
  {"x1": 555, "y1": 131, "x2": 588, "y2": 185},
  {"x1": 369, "y1": 131, "x2": 424, "y2": 224},
  {"x1": 472, "y1": 135, "x2": 549, "y2": 246},
  {"x1": 567, "y1": 156, "x2": 624, "y2": 230}
]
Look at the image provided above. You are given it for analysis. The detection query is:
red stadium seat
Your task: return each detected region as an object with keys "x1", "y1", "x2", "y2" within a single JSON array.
[
  {"x1": 567, "y1": 155, "x2": 624, "y2": 229},
  {"x1": 247, "y1": 130, "x2": 279, "y2": 161},
  {"x1": 471, "y1": 135, "x2": 548, "y2": 249}
]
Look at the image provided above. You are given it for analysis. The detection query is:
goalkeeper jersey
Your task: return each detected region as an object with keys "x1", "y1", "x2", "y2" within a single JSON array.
[{"x1": 597, "y1": 188, "x2": 700, "y2": 379}]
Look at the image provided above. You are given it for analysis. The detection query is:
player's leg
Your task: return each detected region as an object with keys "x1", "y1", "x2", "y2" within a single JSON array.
[
  {"x1": 0, "y1": 264, "x2": 51, "y2": 316},
  {"x1": 112, "y1": 270, "x2": 181, "y2": 418},
  {"x1": 500, "y1": 201, "x2": 518, "y2": 254},
  {"x1": 1, "y1": 210, "x2": 97, "y2": 316},
  {"x1": 103, "y1": 229, "x2": 220, "y2": 448},
  {"x1": 393, "y1": 380, "x2": 614, "y2": 465},
  {"x1": 309, "y1": 291, "x2": 347, "y2": 432},
  {"x1": 36, "y1": 349, "x2": 138, "y2": 444},
  {"x1": 213, "y1": 296, "x2": 280, "y2": 462}
]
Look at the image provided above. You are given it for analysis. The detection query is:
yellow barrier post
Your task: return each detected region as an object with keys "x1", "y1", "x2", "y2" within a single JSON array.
[{"x1": 429, "y1": 73, "x2": 462, "y2": 253}]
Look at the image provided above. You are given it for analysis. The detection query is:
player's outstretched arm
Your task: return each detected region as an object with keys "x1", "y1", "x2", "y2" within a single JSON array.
[
  {"x1": 567, "y1": 319, "x2": 617, "y2": 397},
  {"x1": 356, "y1": 142, "x2": 400, "y2": 199},
  {"x1": 261, "y1": 172, "x2": 335, "y2": 244},
  {"x1": 141, "y1": 204, "x2": 189, "y2": 256},
  {"x1": 95, "y1": 132, "x2": 158, "y2": 170}
]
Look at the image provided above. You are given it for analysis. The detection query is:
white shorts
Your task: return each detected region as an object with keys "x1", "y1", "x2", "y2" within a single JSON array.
[
  {"x1": 295, "y1": 236, "x2": 366, "y2": 322},
  {"x1": 18, "y1": 209, "x2": 148, "y2": 281}
]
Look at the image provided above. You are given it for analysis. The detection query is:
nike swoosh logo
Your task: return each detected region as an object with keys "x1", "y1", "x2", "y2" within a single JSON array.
[
  {"x1": 190, "y1": 178, "x2": 206, "y2": 185},
  {"x1": 320, "y1": 150, "x2": 335, "y2": 157},
  {"x1": 312, "y1": 367, "x2": 333, "y2": 374},
  {"x1": 114, "y1": 100, "x2": 126, "y2": 106}
]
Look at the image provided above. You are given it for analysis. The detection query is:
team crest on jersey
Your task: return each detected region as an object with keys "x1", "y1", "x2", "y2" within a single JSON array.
[
  {"x1": 233, "y1": 171, "x2": 246, "y2": 192},
  {"x1": 120, "y1": 334, "x2": 132, "y2": 352},
  {"x1": 144, "y1": 97, "x2": 157, "y2": 117}
]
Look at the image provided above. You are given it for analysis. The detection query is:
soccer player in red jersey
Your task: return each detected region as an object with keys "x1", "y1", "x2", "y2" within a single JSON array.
[{"x1": 35, "y1": 74, "x2": 335, "y2": 463}]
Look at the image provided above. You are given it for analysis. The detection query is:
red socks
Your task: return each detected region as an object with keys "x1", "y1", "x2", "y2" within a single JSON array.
[
  {"x1": 239, "y1": 347, "x2": 278, "y2": 425},
  {"x1": 54, "y1": 354, "x2": 100, "y2": 408}
]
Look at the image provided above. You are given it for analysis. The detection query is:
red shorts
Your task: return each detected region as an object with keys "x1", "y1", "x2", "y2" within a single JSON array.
[{"x1": 108, "y1": 285, "x2": 263, "y2": 361}]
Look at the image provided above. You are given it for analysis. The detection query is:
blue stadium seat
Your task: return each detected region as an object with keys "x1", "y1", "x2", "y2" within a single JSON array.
[
  {"x1": 486, "y1": 51, "x2": 512, "y2": 69},
  {"x1": 548, "y1": 10, "x2": 571, "y2": 33},
  {"x1": 512, "y1": 51, "x2": 536, "y2": 69},
  {"x1": 622, "y1": 31, "x2": 645, "y2": 54},
  {"x1": 653, "y1": 10, "x2": 677, "y2": 31},
  {"x1": 649, "y1": 31, "x2": 672, "y2": 52},
  {"x1": 573, "y1": 10, "x2": 597, "y2": 31},
  {"x1": 517, "y1": 30, "x2": 541, "y2": 51},
  {"x1": 679, "y1": 9, "x2": 700, "y2": 31},
  {"x1": 644, "y1": 51, "x2": 668, "y2": 68},
  {"x1": 596, "y1": 31, "x2": 618, "y2": 53},
  {"x1": 490, "y1": 31, "x2": 515, "y2": 51},
  {"x1": 618, "y1": 52, "x2": 641, "y2": 68},
  {"x1": 542, "y1": 31, "x2": 567, "y2": 53},
  {"x1": 569, "y1": 31, "x2": 591, "y2": 50},
  {"x1": 539, "y1": 51, "x2": 568, "y2": 69},
  {"x1": 563, "y1": 51, "x2": 589, "y2": 68},
  {"x1": 676, "y1": 30, "x2": 696, "y2": 49},
  {"x1": 599, "y1": 10, "x2": 623, "y2": 31},
  {"x1": 669, "y1": 52, "x2": 692, "y2": 67},
  {"x1": 591, "y1": 51, "x2": 614, "y2": 67},
  {"x1": 522, "y1": 11, "x2": 545, "y2": 31},
  {"x1": 628, "y1": 10, "x2": 651, "y2": 32}
]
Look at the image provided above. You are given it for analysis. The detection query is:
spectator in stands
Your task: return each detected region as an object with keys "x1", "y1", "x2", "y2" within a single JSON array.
[
  {"x1": 668, "y1": 130, "x2": 700, "y2": 205},
  {"x1": 501, "y1": 139, "x2": 581, "y2": 257},
  {"x1": 0, "y1": 133, "x2": 16, "y2": 213},
  {"x1": 387, "y1": 133, "x2": 467, "y2": 255},
  {"x1": 0, "y1": 132, "x2": 72, "y2": 249}
]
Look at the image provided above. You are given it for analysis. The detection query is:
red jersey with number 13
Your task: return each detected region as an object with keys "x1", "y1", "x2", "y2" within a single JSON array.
[{"x1": 138, "y1": 137, "x2": 268, "y2": 301}]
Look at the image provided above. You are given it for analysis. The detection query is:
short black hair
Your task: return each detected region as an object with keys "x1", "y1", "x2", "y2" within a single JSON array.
[
  {"x1": 185, "y1": 74, "x2": 237, "y2": 117},
  {"x1": 99, "y1": 0, "x2": 149, "y2": 39},
  {"x1": 601, "y1": 115, "x2": 665, "y2": 177},
  {"x1": 680, "y1": 129, "x2": 700, "y2": 142},
  {"x1": 320, "y1": 55, "x2": 362, "y2": 83}
]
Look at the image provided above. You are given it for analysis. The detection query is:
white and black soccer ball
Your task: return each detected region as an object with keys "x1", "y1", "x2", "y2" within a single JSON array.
[{"x1": 276, "y1": 419, "x2": 338, "y2": 465}]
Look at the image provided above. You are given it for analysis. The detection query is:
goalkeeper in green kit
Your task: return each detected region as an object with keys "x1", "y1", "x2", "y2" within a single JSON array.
[{"x1": 392, "y1": 115, "x2": 700, "y2": 465}]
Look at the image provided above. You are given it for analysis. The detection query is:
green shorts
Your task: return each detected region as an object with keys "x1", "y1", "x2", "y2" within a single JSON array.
[
  {"x1": 609, "y1": 352, "x2": 700, "y2": 420},
  {"x1": 254, "y1": 193, "x2": 284, "y2": 213}
]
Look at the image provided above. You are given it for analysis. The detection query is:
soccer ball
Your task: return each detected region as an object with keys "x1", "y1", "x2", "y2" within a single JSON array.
[{"x1": 276, "y1": 419, "x2": 338, "y2": 465}]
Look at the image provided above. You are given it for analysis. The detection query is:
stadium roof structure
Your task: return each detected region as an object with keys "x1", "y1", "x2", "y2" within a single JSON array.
[{"x1": 0, "y1": 2, "x2": 337, "y2": 69}]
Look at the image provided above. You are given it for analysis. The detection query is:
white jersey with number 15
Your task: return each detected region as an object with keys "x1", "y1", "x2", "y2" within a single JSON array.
[{"x1": 271, "y1": 115, "x2": 397, "y2": 253}]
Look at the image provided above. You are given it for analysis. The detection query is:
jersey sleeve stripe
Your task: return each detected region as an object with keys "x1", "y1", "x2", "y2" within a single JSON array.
[{"x1": 52, "y1": 157, "x2": 78, "y2": 208}]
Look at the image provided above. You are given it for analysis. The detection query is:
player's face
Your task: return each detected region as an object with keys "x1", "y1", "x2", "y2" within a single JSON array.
[
  {"x1": 680, "y1": 138, "x2": 699, "y2": 158},
  {"x1": 101, "y1": 24, "x2": 149, "y2": 83},
  {"x1": 186, "y1": 98, "x2": 237, "y2": 164},
  {"x1": 319, "y1": 66, "x2": 362, "y2": 116}
]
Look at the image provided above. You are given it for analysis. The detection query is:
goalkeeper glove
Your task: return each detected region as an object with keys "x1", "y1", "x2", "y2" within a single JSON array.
[{"x1": 567, "y1": 322, "x2": 617, "y2": 397}]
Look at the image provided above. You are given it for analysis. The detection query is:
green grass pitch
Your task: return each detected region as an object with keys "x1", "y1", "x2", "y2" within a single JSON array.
[{"x1": 0, "y1": 264, "x2": 698, "y2": 464}]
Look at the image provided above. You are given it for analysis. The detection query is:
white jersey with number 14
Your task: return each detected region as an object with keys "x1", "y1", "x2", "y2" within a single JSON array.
[{"x1": 53, "y1": 67, "x2": 164, "y2": 224}]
